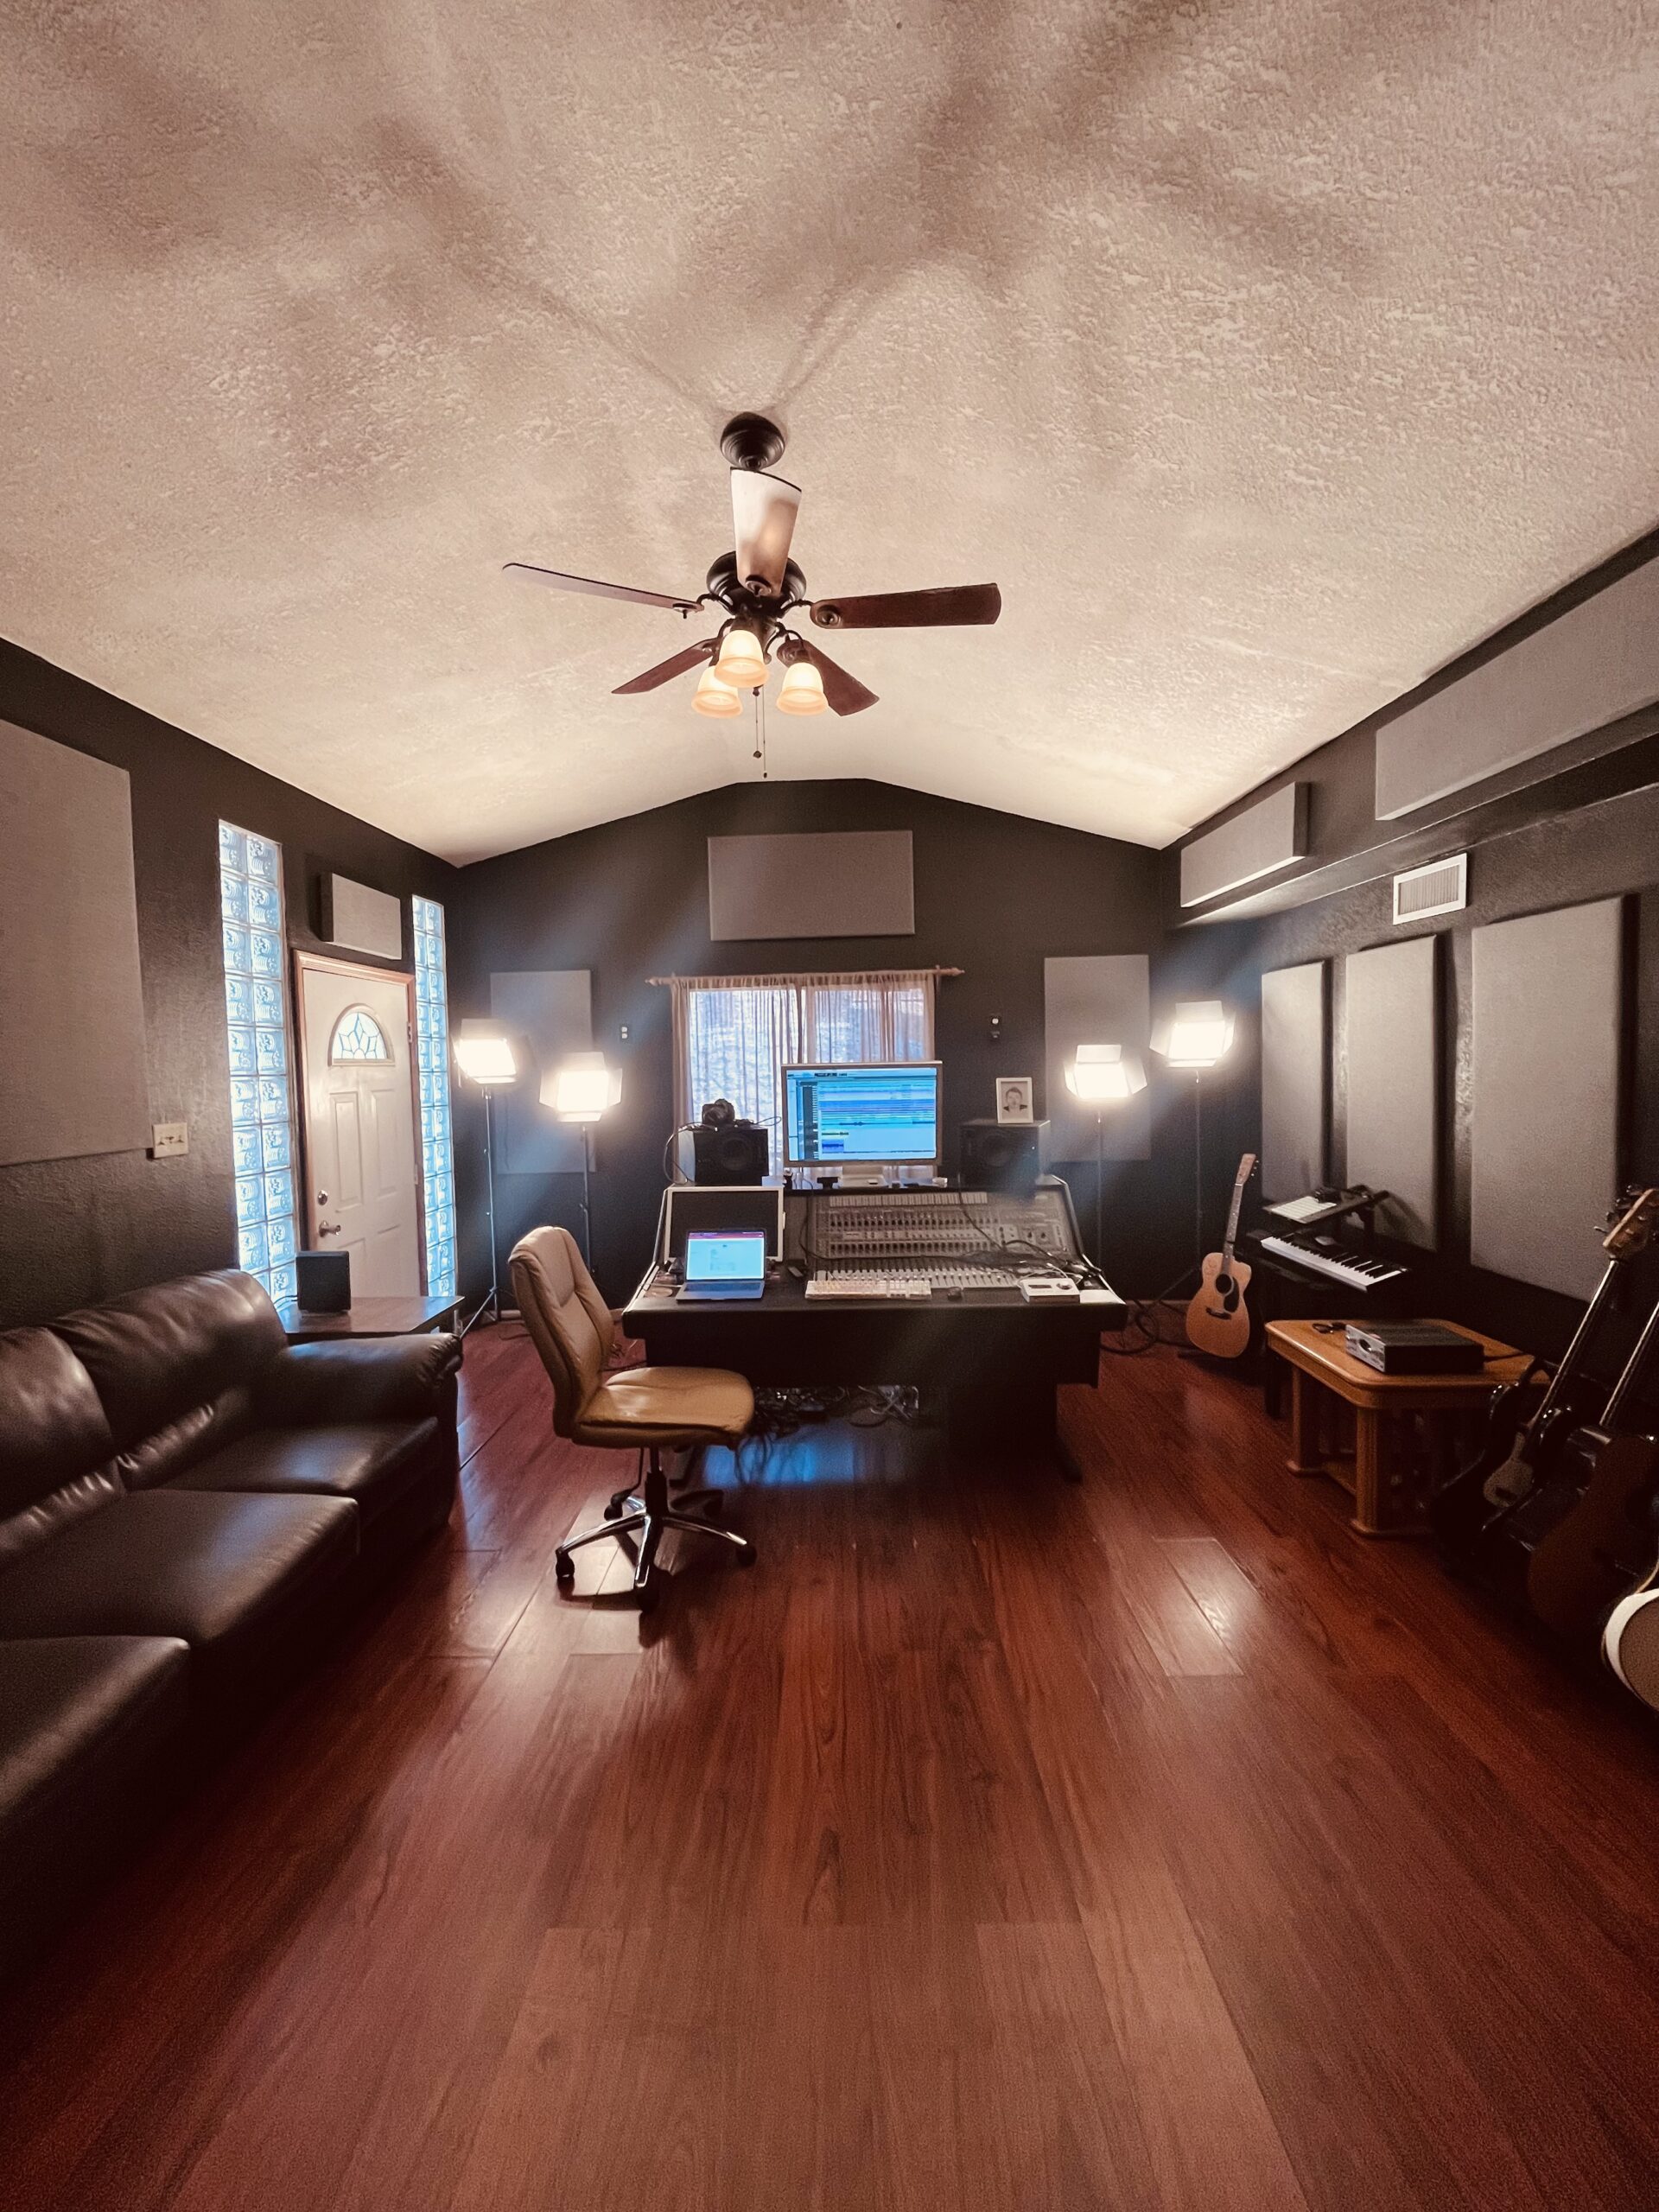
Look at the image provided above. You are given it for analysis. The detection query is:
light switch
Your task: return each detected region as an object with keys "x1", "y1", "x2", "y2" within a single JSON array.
[{"x1": 150, "y1": 1122, "x2": 189, "y2": 1159}]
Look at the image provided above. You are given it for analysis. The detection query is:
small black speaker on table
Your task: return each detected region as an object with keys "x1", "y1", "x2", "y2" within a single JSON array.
[
  {"x1": 959, "y1": 1118, "x2": 1049, "y2": 1193},
  {"x1": 294, "y1": 1249, "x2": 352, "y2": 1313}
]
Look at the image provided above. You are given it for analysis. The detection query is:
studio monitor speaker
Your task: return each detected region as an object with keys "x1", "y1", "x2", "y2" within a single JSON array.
[
  {"x1": 677, "y1": 1121, "x2": 771, "y2": 1185},
  {"x1": 959, "y1": 1118, "x2": 1049, "y2": 1193}
]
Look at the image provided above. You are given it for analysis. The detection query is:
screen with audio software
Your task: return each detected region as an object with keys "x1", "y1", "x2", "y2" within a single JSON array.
[
  {"x1": 683, "y1": 1230, "x2": 768, "y2": 1283},
  {"x1": 783, "y1": 1063, "x2": 941, "y2": 1167}
]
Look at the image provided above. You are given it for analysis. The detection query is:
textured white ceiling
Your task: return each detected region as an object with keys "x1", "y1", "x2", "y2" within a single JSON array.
[{"x1": 3, "y1": 2, "x2": 1657, "y2": 864}]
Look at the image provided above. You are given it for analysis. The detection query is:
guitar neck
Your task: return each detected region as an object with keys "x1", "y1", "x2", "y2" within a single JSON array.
[{"x1": 1221, "y1": 1156, "x2": 1255, "y2": 1263}]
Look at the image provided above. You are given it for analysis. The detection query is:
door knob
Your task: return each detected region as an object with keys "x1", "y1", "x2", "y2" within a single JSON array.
[
  {"x1": 315, "y1": 1191, "x2": 328, "y2": 1205},
  {"x1": 318, "y1": 1221, "x2": 342, "y2": 1236}
]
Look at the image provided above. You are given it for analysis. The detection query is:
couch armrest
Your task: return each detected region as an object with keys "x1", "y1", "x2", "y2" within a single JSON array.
[{"x1": 255, "y1": 1335, "x2": 461, "y2": 1427}]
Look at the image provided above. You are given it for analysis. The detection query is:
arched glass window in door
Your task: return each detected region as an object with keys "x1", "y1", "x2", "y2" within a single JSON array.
[{"x1": 329, "y1": 1005, "x2": 392, "y2": 1064}]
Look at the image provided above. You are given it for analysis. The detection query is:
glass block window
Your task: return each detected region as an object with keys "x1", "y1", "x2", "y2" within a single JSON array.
[
  {"x1": 412, "y1": 895, "x2": 457, "y2": 1298},
  {"x1": 219, "y1": 822, "x2": 300, "y2": 1306},
  {"x1": 329, "y1": 1006, "x2": 391, "y2": 1063}
]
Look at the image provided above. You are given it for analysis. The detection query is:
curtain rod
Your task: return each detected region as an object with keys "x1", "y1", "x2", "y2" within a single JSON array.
[{"x1": 647, "y1": 967, "x2": 963, "y2": 986}]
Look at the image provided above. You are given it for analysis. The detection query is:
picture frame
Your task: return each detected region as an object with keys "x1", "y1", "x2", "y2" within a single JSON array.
[{"x1": 995, "y1": 1076, "x2": 1034, "y2": 1124}]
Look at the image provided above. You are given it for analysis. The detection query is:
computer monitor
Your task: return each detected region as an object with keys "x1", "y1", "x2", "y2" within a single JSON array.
[
  {"x1": 783, "y1": 1062, "x2": 943, "y2": 1172},
  {"x1": 683, "y1": 1230, "x2": 767, "y2": 1286}
]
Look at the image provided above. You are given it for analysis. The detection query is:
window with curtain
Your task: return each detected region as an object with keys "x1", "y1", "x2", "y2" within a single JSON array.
[{"x1": 675, "y1": 972, "x2": 935, "y2": 1171}]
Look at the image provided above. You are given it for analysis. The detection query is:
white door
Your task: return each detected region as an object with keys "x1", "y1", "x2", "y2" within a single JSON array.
[{"x1": 298, "y1": 961, "x2": 422, "y2": 1296}]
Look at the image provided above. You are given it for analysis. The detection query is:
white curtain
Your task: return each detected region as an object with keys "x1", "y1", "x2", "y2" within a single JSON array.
[{"x1": 670, "y1": 971, "x2": 938, "y2": 1169}]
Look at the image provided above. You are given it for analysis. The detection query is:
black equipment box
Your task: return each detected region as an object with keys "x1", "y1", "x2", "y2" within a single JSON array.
[
  {"x1": 295, "y1": 1249, "x2": 351, "y2": 1313},
  {"x1": 1344, "y1": 1321, "x2": 1484, "y2": 1375},
  {"x1": 677, "y1": 1120, "x2": 770, "y2": 1185}
]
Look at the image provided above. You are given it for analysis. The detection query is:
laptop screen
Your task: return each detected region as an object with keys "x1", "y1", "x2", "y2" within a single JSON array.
[{"x1": 683, "y1": 1230, "x2": 767, "y2": 1284}]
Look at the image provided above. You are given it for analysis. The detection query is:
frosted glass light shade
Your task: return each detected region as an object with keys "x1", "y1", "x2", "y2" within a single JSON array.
[
  {"x1": 1150, "y1": 999, "x2": 1235, "y2": 1068},
  {"x1": 1065, "y1": 1043, "x2": 1147, "y2": 1103},
  {"x1": 542, "y1": 1050, "x2": 621, "y2": 1122},
  {"x1": 776, "y1": 659, "x2": 827, "y2": 715},
  {"x1": 713, "y1": 626, "x2": 766, "y2": 687},
  {"x1": 454, "y1": 1020, "x2": 518, "y2": 1086},
  {"x1": 692, "y1": 664, "x2": 742, "y2": 717}
]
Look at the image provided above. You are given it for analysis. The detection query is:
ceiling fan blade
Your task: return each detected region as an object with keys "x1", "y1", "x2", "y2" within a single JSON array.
[
  {"x1": 612, "y1": 640, "x2": 715, "y2": 696},
  {"x1": 730, "y1": 468, "x2": 802, "y2": 594},
  {"x1": 809, "y1": 582, "x2": 1002, "y2": 630},
  {"x1": 798, "y1": 639, "x2": 878, "y2": 715},
  {"x1": 505, "y1": 562, "x2": 698, "y2": 613}
]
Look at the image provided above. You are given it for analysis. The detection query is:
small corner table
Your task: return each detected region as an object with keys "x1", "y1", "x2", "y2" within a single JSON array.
[
  {"x1": 1265, "y1": 1317, "x2": 1530, "y2": 1536},
  {"x1": 276, "y1": 1294, "x2": 465, "y2": 1344}
]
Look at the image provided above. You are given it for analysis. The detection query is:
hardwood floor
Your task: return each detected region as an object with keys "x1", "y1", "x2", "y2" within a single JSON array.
[{"x1": 4, "y1": 1326, "x2": 1659, "y2": 2209}]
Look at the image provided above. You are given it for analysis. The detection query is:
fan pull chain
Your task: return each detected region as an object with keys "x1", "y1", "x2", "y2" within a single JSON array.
[{"x1": 753, "y1": 684, "x2": 768, "y2": 779}]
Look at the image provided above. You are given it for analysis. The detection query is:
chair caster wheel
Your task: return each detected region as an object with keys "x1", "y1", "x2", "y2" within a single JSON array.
[
  {"x1": 636, "y1": 1578, "x2": 660, "y2": 1615},
  {"x1": 554, "y1": 1548, "x2": 574, "y2": 1584},
  {"x1": 603, "y1": 1502, "x2": 624, "y2": 1522},
  {"x1": 702, "y1": 1491, "x2": 724, "y2": 1518},
  {"x1": 736, "y1": 1543, "x2": 757, "y2": 1568}
]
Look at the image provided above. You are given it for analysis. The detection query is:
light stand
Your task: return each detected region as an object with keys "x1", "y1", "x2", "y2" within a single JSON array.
[
  {"x1": 1065, "y1": 1045, "x2": 1147, "y2": 1270},
  {"x1": 1149, "y1": 1000, "x2": 1235, "y2": 1298},
  {"x1": 454, "y1": 1020, "x2": 521, "y2": 1332},
  {"x1": 543, "y1": 1052, "x2": 623, "y2": 1272}
]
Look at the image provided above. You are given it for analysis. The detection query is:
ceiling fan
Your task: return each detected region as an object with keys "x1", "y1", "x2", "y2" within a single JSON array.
[{"x1": 505, "y1": 412, "x2": 1001, "y2": 718}]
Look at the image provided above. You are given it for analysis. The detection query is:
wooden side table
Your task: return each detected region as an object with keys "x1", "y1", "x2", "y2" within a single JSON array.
[
  {"x1": 1265, "y1": 1318, "x2": 1530, "y2": 1535},
  {"x1": 276, "y1": 1294, "x2": 465, "y2": 1343}
]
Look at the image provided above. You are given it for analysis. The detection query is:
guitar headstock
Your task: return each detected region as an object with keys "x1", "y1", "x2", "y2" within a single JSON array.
[{"x1": 1603, "y1": 1186, "x2": 1659, "y2": 1260}]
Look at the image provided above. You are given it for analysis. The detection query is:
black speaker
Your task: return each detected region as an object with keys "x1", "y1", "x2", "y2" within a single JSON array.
[
  {"x1": 959, "y1": 1118, "x2": 1049, "y2": 1193},
  {"x1": 678, "y1": 1121, "x2": 770, "y2": 1185},
  {"x1": 294, "y1": 1249, "x2": 352, "y2": 1313}
]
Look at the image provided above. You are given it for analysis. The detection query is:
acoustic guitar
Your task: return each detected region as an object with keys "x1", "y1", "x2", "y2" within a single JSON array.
[
  {"x1": 1185, "y1": 1152, "x2": 1257, "y2": 1359},
  {"x1": 1431, "y1": 1186, "x2": 1659, "y2": 1563}
]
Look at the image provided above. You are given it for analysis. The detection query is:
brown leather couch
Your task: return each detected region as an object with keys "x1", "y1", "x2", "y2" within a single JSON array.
[{"x1": 0, "y1": 1269, "x2": 459, "y2": 1977}]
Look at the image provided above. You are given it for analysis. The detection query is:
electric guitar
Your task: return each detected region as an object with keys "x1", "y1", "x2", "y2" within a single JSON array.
[
  {"x1": 1430, "y1": 1186, "x2": 1659, "y2": 1563},
  {"x1": 1185, "y1": 1152, "x2": 1257, "y2": 1359},
  {"x1": 1528, "y1": 1282, "x2": 1659, "y2": 1640}
]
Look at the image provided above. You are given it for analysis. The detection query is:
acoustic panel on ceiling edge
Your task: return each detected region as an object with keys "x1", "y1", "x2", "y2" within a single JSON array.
[
  {"x1": 708, "y1": 831, "x2": 914, "y2": 941},
  {"x1": 488, "y1": 969, "x2": 592, "y2": 1175},
  {"x1": 1471, "y1": 899, "x2": 1623, "y2": 1301},
  {"x1": 1344, "y1": 936, "x2": 1437, "y2": 1249},
  {"x1": 0, "y1": 718, "x2": 150, "y2": 1166},
  {"x1": 1042, "y1": 955, "x2": 1150, "y2": 1163},
  {"x1": 1260, "y1": 963, "x2": 1326, "y2": 1205},
  {"x1": 1375, "y1": 555, "x2": 1659, "y2": 819},
  {"x1": 1179, "y1": 783, "x2": 1306, "y2": 906}
]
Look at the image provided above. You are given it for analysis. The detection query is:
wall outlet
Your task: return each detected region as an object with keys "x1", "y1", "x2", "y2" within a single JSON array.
[
  {"x1": 149, "y1": 1122, "x2": 188, "y2": 1159},
  {"x1": 619, "y1": 1023, "x2": 630, "y2": 1042}
]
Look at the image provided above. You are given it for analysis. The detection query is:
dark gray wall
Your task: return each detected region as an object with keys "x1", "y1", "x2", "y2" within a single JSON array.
[
  {"x1": 0, "y1": 636, "x2": 460, "y2": 1329},
  {"x1": 448, "y1": 780, "x2": 1197, "y2": 1305}
]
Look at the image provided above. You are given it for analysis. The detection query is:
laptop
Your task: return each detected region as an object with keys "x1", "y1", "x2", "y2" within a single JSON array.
[{"x1": 677, "y1": 1228, "x2": 769, "y2": 1302}]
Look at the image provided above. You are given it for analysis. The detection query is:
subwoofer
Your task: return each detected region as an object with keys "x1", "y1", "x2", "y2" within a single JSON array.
[
  {"x1": 677, "y1": 1120, "x2": 770, "y2": 1185},
  {"x1": 959, "y1": 1118, "x2": 1049, "y2": 1193}
]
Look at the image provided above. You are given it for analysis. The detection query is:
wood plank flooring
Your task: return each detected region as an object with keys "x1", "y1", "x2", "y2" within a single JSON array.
[{"x1": 4, "y1": 1325, "x2": 1659, "y2": 2209}]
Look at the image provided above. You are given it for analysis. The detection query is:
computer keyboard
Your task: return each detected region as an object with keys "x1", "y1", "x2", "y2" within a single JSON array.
[{"x1": 805, "y1": 1274, "x2": 931, "y2": 1299}]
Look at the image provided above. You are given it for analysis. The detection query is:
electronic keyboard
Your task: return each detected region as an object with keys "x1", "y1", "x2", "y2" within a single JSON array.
[{"x1": 1255, "y1": 1231, "x2": 1408, "y2": 1293}]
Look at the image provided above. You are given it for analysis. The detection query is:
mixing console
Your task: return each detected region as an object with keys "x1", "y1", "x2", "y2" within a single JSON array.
[{"x1": 800, "y1": 1184, "x2": 1082, "y2": 1277}]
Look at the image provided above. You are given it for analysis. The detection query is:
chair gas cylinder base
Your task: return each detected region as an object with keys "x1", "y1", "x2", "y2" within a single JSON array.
[
  {"x1": 555, "y1": 1443, "x2": 753, "y2": 1613},
  {"x1": 511, "y1": 1225, "x2": 756, "y2": 1613}
]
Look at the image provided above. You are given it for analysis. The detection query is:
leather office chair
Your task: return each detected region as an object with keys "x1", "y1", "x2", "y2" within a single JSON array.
[{"x1": 509, "y1": 1227, "x2": 755, "y2": 1611}]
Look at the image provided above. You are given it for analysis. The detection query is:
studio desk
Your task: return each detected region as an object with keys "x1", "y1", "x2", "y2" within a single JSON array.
[{"x1": 622, "y1": 1180, "x2": 1126, "y2": 1478}]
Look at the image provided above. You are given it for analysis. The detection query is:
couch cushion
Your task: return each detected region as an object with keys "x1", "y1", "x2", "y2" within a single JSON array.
[
  {"x1": 0, "y1": 1636, "x2": 189, "y2": 1864},
  {"x1": 50, "y1": 1271, "x2": 287, "y2": 1462},
  {"x1": 0, "y1": 1327, "x2": 117, "y2": 1519},
  {"x1": 0, "y1": 1491, "x2": 357, "y2": 1692},
  {"x1": 165, "y1": 1420, "x2": 440, "y2": 1525},
  {"x1": 571, "y1": 1365, "x2": 753, "y2": 1449}
]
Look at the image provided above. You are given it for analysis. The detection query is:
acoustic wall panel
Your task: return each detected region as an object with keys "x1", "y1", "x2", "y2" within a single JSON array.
[
  {"x1": 1179, "y1": 783, "x2": 1307, "y2": 906},
  {"x1": 1471, "y1": 899, "x2": 1623, "y2": 1300},
  {"x1": 1043, "y1": 955, "x2": 1150, "y2": 1162},
  {"x1": 708, "y1": 831, "x2": 914, "y2": 941},
  {"x1": 322, "y1": 873, "x2": 403, "y2": 961},
  {"x1": 1260, "y1": 963, "x2": 1326, "y2": 1204},
  {"x1": 1344, "y1": 937, "x2": 1438, "y2": 1248},
  {"x1": 0, "y1": 718, "x2": 150, "y2": 1166},
  {"x1": 489, "y1": 969, "x2": 591, "y2": 1173},
  {"x1": 1376, "y1": 556, "x2": 1659, "y2": 819}
]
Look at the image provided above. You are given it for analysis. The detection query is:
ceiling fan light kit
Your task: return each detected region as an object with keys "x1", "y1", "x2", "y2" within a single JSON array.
[{"x1": 507, "y1": 413, "x2": 1001, "y2": 720}]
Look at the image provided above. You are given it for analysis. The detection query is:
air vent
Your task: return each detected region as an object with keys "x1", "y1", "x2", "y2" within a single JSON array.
[{"x1": 1393, "y1": 852, "x2": 1467, "y2": 925}]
